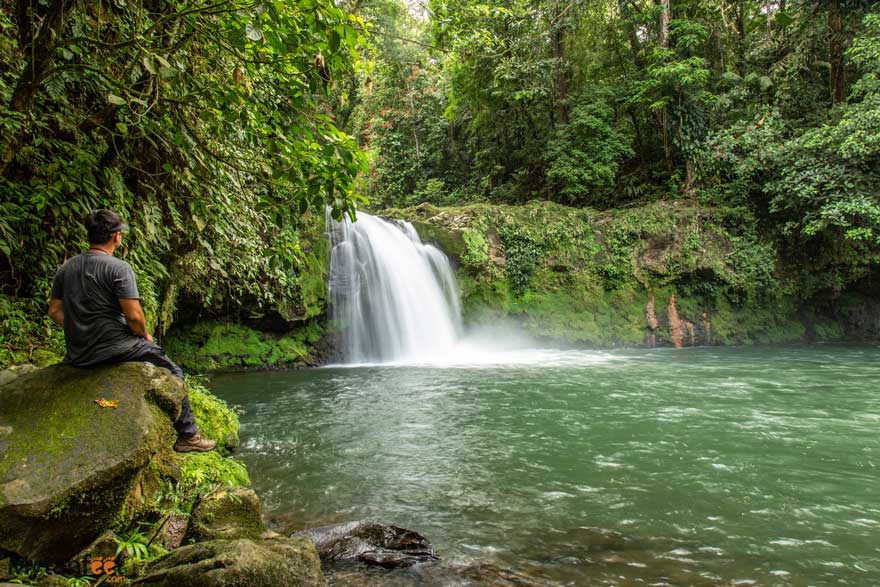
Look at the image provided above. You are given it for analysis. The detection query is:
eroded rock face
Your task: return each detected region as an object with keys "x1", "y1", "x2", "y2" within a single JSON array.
[
  {"x1": 294, "y1": 521, "x2": 438, "y2": 568},
  {"x1": 133, "y1": 537, "x2": 325, "y2": 587},
  {"x1": 0, "y1": 363, "x2": 185, "y2": 563}
]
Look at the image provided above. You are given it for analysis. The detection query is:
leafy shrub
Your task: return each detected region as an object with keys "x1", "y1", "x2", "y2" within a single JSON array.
[
  {"x1": 0, "y1": 294, "x2": 64, "y2": 368},
  {"x1": 178, "y1": 452, "x2": 250, "y2": 490},
  {"x1": 498, "y1": 226, "x2": 544, "y2": 295},
  {"x1": 545, "y1": 98, "x2": 634, "y2": 206}
]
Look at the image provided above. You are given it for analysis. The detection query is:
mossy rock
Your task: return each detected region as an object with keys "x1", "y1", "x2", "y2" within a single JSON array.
[
  {"x1": 0, "y1": 363, "x2": 185, "y2": 563},
  {"x1": 177, "y1": 452, "x2": 250, "y2": 490},
  {"x1": 188, "y1": 383, "x2": 240, "y2": 452},
  {"x1": 67, "y1": 531, "x2": 119, "y2": 578},
  {"x1": 389, "y1": 201, "x2": 830, "y2": 347},
  {"x1": 187, "y1": 488, "x2": 265, "y2": 542},
  {"x1": 164, "y1": 322, "x2": 324, "y2": 373},
  {"x1": 0, "y1": 364, "x2": 37, "y2": 388},
  {"x1": 133, "y1": 537, "x2": 325, "y2": 587},
  {"x1": 411, "y1": 221, "x2": 466, "y2": 261}
]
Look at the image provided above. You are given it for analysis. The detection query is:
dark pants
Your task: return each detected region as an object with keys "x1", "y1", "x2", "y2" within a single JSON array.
[{"x1": 115, "y1": 340, "x2": 199, "y2": 438}]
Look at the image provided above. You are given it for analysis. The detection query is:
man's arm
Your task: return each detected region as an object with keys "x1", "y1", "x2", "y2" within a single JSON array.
[
  {"x1": 118, "y1": 298, "x2": 153, "y2": 342},
  {"x1": 48, "y1": 298, "x2": 64, "y2": 327}
]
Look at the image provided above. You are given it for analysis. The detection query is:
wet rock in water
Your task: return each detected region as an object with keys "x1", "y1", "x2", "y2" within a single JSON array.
[
  {"x1": 293, "y1": 521, "x2": 438, "y2": 568},
  {"x1": 452, "y1": 561, "x2": 549, "y2": 587},
  {"x1": 187, "y1": 488, "x2": 265, "y2": 542},
  {"x1": 0, "y1": 363, "x2": 185, "y2": 563},
  {"x1": 266, "y1": 511, "x2": 350, "y2": 536},
  {"x1": 133, "y1": 537, "x2": 325, "y2": 587}
]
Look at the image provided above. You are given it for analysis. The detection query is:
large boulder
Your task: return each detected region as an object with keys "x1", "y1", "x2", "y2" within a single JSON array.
[
  {"x1": 0, "y1": 363, "x2": 185, "y2": 563},
  {"x1": 187, "y1": 488, "x2": 266, "y2": 542},
  {"x1": 133, "y1": 537, "x2": 325, "y2": 587}
]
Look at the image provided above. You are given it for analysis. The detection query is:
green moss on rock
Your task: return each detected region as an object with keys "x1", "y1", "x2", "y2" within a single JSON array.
[
  {"x1": 0, "y1": 363, "x2": 185, "y2": 563},
  {"x1": 186, "y1": 488, "x2": 265, "y2": 542},
  {"x1": 390, "y1": 200, "x2": 833, "y2": 347},
  {"x1": 187, "y1": 380, "x2": 240, "y2": 451},
  {"x1": 164, "y1": 322, "x2": 324, "y2": 373},
  {"x1": 136, "y1": 537, "x2": 326, "y2": 587}
]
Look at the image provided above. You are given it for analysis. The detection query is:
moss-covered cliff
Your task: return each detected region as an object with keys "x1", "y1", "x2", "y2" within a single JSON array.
[
  {"x1": 160, "y1": 212, "x2": 333, "y2": 373},
  {"x1": 163, "y1": 321, "x2": 327, "y2": 373},
  {"x1": 388, "y1": 200, "x2": 876, "y2": 347}
]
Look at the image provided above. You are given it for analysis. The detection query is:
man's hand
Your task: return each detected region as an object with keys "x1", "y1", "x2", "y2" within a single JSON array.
[
  {"x1": 119, "y1": 298, "x2": 152, "y2": 341},
  {"x1": 48, "y1": 299, "x2": 64, "y2": 327}
]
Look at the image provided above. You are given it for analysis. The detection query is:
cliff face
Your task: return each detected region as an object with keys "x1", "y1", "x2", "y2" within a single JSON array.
[{"x1": 388, "y1": 201, "x2": 876, "y2": 347}]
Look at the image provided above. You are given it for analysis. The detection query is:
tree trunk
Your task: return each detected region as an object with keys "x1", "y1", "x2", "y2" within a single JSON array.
[
  {"x1": 659, "y1": 0, "x2": 671, "y2": 49},
  {"x1": 552, "y1": 25, "x2": 569, "y2": 124},
  {"x1": 9, "y1": 0, "x2": 72, "y2": 114},
  {"x1": 828, "y1": 0, "x2": 846, "y2": 105},
  {"x1": 627, "y1": 107, "x2": 647, "y2": 171},
  {"x1": 735, "y1": 1, "x2": 746, "y2": 75}
]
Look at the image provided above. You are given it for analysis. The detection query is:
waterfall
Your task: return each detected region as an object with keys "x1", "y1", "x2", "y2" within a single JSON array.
[{"x1": 327, "y1": 210, "x2": 463, "y2": 364}]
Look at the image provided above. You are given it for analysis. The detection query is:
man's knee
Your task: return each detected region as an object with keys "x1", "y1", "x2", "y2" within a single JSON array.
[{"x1": 136, "y1": 341, "x2": 184, "y2": 379}]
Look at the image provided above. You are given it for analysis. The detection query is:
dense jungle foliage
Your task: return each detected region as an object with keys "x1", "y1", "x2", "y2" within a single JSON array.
[
  {"x1": 2, "y1": 1, "x2": 880, "y2": 366},
  {"x1": 352, "y1": 0, "x2": 880, "y2": 294},
  {"x1": 353, "y1": 0, "x2": 880, "y2": 266},
  {"x1": 0, "y1": 0, "x2": 368, "y2": 365}
]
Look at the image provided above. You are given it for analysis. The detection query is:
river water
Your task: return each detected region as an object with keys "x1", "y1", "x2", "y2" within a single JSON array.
[{"x1": 211, "y1": 345, "x2": 880, "y2": 586}]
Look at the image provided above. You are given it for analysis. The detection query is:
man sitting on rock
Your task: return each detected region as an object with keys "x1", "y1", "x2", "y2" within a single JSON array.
[{"x1": 48, "y1": 209, "x2": 216, "y2": 453}]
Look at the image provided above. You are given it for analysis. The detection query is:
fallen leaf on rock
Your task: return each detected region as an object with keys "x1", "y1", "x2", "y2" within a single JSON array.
[{"x1": 94, "y1": 399, "x2": 119, "y2": 409}]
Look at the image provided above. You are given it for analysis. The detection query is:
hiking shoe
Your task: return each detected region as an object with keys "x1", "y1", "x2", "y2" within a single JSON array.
[{"x1": 174, "y1": 433, "x2": 217, "y2": 453}]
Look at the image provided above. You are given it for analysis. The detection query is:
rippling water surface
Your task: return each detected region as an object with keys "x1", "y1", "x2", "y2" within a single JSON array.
[{"x1": 211, "y1": 345, "x2": 880, "y2": 586}]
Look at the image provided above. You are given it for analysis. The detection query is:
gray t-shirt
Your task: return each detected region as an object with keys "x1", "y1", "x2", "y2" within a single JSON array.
[{"x1": 51, "y1": 251, "x2": 143, "y2": 365}]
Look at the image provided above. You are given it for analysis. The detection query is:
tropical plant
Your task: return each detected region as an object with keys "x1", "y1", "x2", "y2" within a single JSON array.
[{"x1": 0, "y1": 0, "x2": 368, "y2": 347}]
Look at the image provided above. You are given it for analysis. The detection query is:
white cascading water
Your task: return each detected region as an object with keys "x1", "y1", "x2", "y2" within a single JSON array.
[{"x1": 327, "y1": 210, "x2": 463, "y2": 364}]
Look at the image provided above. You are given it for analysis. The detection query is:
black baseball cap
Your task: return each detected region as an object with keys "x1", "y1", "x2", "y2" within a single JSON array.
[{"x1": 84, "y1": 209, "x2": 129, "y2": 244}]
